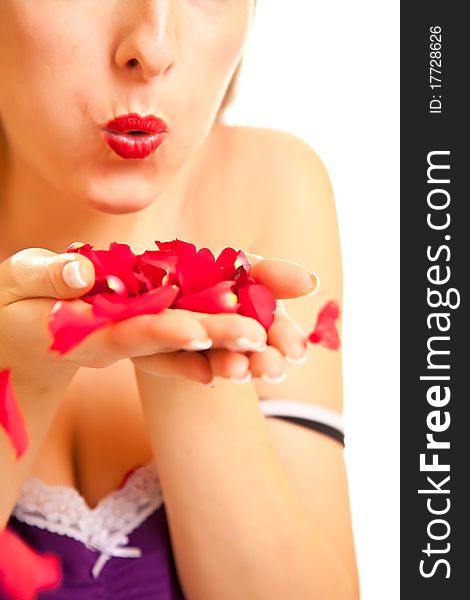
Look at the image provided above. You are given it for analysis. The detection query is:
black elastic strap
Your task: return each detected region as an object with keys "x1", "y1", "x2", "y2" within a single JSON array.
[{"x1": 266, "y1": 415, "x2": 345, "y2": 446}]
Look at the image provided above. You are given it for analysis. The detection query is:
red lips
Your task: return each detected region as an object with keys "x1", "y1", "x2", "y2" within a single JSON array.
[
  {"x1": 102, "y1": 113, "x2": 168, "y2": 159},
  {"x1": 104, "y1": 113, "x2": 167, "y2": 134}
]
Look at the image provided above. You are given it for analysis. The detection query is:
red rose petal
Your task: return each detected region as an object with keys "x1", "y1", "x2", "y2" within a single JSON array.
[
  {"x1": 0, "y1": 369, "x2": 29, "y2": 460},
  {"x1": 237, "y1": 283, "x2": 276, "y2": 331},
  {"x1": 216, "y1": 247, "x2": 251, "y2": 279},
  {"x1": 175, "y1": 254, "x2": 223, "y2": 296},
  {"x1": 155, "y1": 238, "x2": 196, "y2": 258},
  {"x1": 137, "y1": 251, "x2": 178, "y2": 287},
  {"x1": 0, "y1": 527, "x2": 62, "y2": 600},
  {"x1": 48, "y1": 301, "x2": 111, "y2": 355},
  {"x1": 67, "y1": 241, "x2": 93, "y2": 253},
  {"x1": 134, "y1": 272, "x2": 157, "y2": 294},
  {"x1": 175, "y1": 280, "x2": 240, "y2": 313},
  {"x1": 197, "y1": 247, "x2": 216, "y2": 262},
  {"x1": 92, "y1": 284, "x2": 180, "y2": 321},
  {"x1": 83, "y1": 275, "x2": 128, "y2": 301},
  {"x1": 94, "y1": 243, "x2": 139, "y2": 295},
  {"x1": 232, "y1": 265, "x2": 256, "y2": 287},
  {"x1": 308, "y1": 300, "x2": 341, "y2": 350},
  {"x1": 68, "y1": 242, "x2": 139, "y2": 294}
]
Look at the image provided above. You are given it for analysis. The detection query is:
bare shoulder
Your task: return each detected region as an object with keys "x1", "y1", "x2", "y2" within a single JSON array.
[
  {"x1": 217, "y1": 124, "x2": 336, "y2": 242},
  {"x1": 218, "y1": 123, "x2": 330, "y2": 180},
  {"x1": 216, "y1": 125, "x2": 325, "y2": 170},
  {"x1": 219, "y1": 123, "x2": 340, "y2": 287},
  {"x1": 201, "y1": 124, "x2": 333, "y2": 254}
]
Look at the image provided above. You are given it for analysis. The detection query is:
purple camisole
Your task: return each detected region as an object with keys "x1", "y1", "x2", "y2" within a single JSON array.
[{"x1": 3, "y1": 462, "x2": 185, "y2": 599}]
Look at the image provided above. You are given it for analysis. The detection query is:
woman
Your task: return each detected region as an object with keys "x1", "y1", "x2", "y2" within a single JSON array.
[{"x1": 0, "y1": 1, "x2": 359, "y2": 598}]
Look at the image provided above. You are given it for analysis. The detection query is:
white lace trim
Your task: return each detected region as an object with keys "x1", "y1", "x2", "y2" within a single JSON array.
[{"x1": 12, "y1": 461, "x2": 163, "y2": 578}]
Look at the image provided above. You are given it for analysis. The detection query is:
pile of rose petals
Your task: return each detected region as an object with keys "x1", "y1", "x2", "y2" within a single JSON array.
[{"x1": 48, "y1": 239, "x2": 278, "y2": 355}]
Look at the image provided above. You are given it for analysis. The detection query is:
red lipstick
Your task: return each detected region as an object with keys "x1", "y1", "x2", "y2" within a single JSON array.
[{"x1": 102, "y1": 113, "x2": 168, "y2": 159}]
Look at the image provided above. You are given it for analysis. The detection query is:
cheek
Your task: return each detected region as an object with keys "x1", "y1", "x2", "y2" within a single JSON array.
[
  {"x1": 182, "y1": 5, "x2": 251, "y2": 90},
  {"x1": 158, "y1": 6, "x2": 251, "y2": 168},
  {"x1": 0, "y1": 6, "x2": 97, "y2": 150}
]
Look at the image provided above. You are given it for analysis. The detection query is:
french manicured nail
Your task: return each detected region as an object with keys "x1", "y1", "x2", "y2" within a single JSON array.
[
  {"x1": 261, "y1": 371, "x2": 287, "y2": 384},
  {"x1": 285, "y1": 352, "x2": 308, "y2": 365},
  {"x1": 227, "y1": 337, "x2": 267, "y2": 352},
  {"x1": 183, "y1": 338, "x2": 213, "y2": 351},
  {"x1": 303, "y1": 272, "x2": 320, "y2": 297},
  {"x1": 62, "y1": 259, "x2": 87, "y2": 288},
  {"x1": 230, "y1": 371, "x2": 253, "y2": 384}
]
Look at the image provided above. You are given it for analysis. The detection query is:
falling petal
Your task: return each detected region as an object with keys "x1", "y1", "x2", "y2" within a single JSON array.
[
  {"x1": 0, "y1": 527, "x2": 62, "y2": 600},
  {"x1": 308, "y1": 301, "x2": 341, "y2": 350},
  {"x1": 0, "y1": 369, "x2": 29, "y2": 460}
]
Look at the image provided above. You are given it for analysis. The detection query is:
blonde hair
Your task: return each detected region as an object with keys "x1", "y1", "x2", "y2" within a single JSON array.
[{"x1": 215, "y1": 57, "x2": 244, "y2": 123}]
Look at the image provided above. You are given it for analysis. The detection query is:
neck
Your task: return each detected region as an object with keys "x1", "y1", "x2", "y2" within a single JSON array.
[{"x1": 0, "y1": 132, "x2": 212, "y2": 259}]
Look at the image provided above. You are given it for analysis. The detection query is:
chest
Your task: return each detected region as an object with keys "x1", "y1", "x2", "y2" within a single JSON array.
[{"x1": 29, "y1": 359, "x2": 155, "y2": 509}]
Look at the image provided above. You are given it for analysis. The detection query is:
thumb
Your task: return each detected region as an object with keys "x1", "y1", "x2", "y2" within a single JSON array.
[{"x1": 0, "y1": 248, "x2": 95, "y2": 306}]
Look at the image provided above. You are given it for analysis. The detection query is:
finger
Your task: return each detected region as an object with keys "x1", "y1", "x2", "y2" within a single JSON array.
[
  {"x1": 244, "y1": 253, "x2": 319, "y2": 299},
  {"x1": 248, "y1": 344, "x2": 287, "y2": 384},
  {"x1": 0, "y1": 248, "x2": 95, "y2": 306},
  {"x1": 63, "y1": 307, "x2": 213, "y2": 368},
  {"x1": 169, "y1": 309, "x2": 267, "y2": 352},
  {"x1": 266, "y1": 300, "x2": 309, "y2": 364},
  {"x1": 203, "y1": 349, "x2": 251, "y2": 383},
  {"x1": 132, "y1": 350, "x2": 213, "y2": 385}
]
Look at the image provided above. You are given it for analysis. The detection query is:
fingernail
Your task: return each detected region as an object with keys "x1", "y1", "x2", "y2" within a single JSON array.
[
  {"x1": 202, "y1": 378, "x2": 216, "y2": 388},
  {"x1": 230, "y1": 371, "x2": 253, "y2": 384},
  {"x1": 285, "y1": 352, "x2": 308, "y2": 365},
  {"x1": 227, "y1": 337, "x2": 267, "y2": 352},
  {"x1": 62, "y1": 259, "x2": 87, "y2": 288},
  {"x1": 303, "y1": 272, "x2": 320, "y2": 297},
  {"x1": 183, "y1": 338, "x2": 213, "y2": 351},
  {"x1": 261, "y1": 371, "x2": 287, "y2": 384}
]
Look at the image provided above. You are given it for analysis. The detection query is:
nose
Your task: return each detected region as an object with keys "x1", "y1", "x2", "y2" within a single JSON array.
[{"x1": 114, "y1": 0, "x2": 177, "y2": 80}]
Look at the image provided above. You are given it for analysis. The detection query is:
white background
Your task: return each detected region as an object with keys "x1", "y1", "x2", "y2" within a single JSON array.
[{"x1": 224, "y1": 2, "x2": 400, "y2": 598}]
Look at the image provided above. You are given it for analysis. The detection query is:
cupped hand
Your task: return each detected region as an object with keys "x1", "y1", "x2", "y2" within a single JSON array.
[{"x1": 131, "y1": 253, "x2": 318, "y2": 385}]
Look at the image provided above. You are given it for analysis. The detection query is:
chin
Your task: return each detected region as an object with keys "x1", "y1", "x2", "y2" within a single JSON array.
[{"x1": 82, "y1": 194, "x2": 155, "y2": 215}]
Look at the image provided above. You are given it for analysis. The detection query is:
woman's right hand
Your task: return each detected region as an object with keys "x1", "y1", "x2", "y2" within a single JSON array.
[
  {"x1": 0, "y1": 247, "x2": 268, "y2": 387},
  {"x1": 0, "y1": 248, "x2": 98, "y2": 391}
]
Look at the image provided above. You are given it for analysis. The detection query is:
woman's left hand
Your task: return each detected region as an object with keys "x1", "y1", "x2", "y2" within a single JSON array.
[{"x1": 132, "y1": 253, "x2": 318, "y2": 385}]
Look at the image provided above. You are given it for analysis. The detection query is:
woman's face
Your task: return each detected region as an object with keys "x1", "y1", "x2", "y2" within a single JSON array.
[{"x1": 0, "y1": 1, "x2": 253, "y2": 214}]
